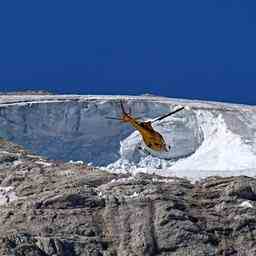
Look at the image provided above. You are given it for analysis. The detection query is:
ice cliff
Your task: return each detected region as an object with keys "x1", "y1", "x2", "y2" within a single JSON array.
[{"x1": 0, "y1": 95, "x2": 256, "y2": 180}]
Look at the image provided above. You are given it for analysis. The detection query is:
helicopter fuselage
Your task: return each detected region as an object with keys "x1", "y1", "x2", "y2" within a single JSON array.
[{"x1": 125, "y1": 117, "x2": 169, "y2": 152}]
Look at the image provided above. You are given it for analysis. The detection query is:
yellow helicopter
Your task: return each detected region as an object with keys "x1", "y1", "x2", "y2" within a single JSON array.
[{"x1": 106, "y1": 101, "x2": 184, "y2": 153}]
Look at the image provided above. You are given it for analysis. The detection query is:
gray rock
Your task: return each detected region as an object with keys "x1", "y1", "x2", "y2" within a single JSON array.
[{"x1": 0, "y1": 140, "x2": 256, "y2": 255}]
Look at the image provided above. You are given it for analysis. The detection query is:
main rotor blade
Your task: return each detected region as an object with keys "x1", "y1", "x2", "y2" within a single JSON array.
[
  {"x1": 105, "y1": 117, "x2": 122, "y2": 121},
  {"x1": 151, "y1": 106, "x2": 185, "y2": 123},
  {"x1": 105, "y1": 116, "x2": 144, "y2": 121}
]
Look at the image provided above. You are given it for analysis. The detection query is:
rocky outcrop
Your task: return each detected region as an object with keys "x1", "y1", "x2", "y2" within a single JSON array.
[{"x1": 0, "y1": 139, "x2": 256, "y2": 255}]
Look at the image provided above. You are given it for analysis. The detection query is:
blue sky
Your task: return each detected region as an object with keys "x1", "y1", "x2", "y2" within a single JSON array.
[{"x1": 0, "y1": 0, "x2": 256, "y2": 104}]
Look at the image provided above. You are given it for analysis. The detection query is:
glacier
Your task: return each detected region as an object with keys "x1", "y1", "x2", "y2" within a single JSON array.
[{"x1": 0, "y1": 94, "x2": 256, "y2": 180}]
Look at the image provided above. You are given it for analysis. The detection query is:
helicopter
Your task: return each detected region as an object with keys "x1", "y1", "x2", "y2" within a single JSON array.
[{"x1": 105, "y1": 101, "x2": 184, "y2": 154}]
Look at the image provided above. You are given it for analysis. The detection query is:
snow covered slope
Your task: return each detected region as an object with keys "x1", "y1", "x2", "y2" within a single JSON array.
[{"x1": 0, "y1": 94, "x2": 256, "y2": 180}]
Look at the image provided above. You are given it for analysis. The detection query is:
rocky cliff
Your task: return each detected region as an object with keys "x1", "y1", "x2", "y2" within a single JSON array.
[{"x1": 1, "y1": 139, "x2": 256, "y2": 255}]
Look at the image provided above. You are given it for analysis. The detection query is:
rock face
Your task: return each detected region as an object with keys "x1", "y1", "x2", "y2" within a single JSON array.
[{"x1": 1, "y1": 139, "x2": 256, "y2": 255}]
